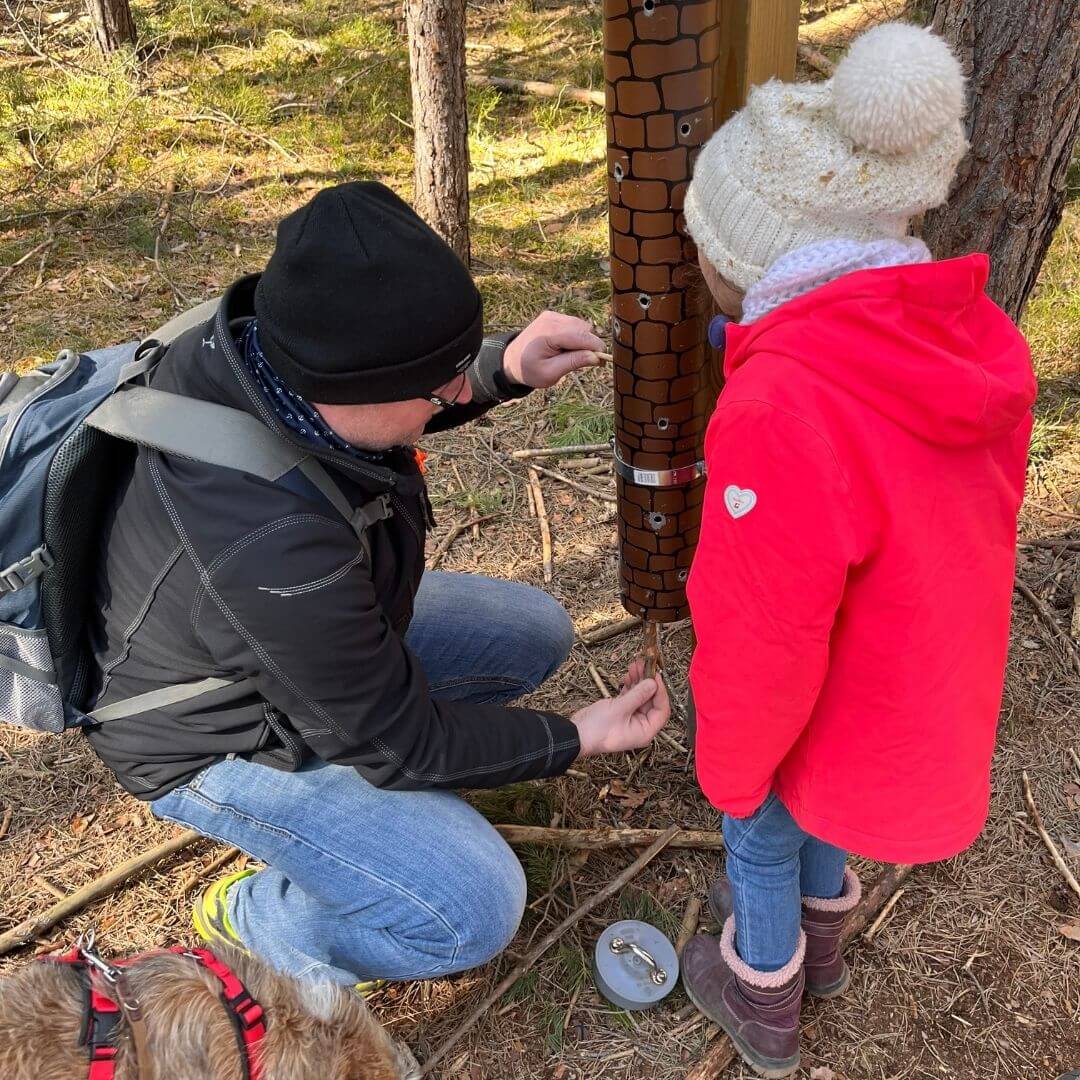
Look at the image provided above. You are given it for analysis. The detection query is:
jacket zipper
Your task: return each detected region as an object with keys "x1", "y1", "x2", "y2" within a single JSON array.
[{"x1": 0, "y1": 350, "x2": 81, "y2": 465}]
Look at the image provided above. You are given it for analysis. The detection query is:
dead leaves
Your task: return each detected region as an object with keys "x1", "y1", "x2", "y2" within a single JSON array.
[
  {"x1": 1059, "y1": 921, "x2": 1080, "y2": 943},
  {"x1": 598, "y1": 778, "x2": 649, "y2": 810}
]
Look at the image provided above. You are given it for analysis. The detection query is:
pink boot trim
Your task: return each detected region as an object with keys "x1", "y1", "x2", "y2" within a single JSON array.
[
  {"x1": 719, "y1": 916, "x2": 806, "y2": 989},
  {"x1": 802, "y1": 867, "x2": 862, "y2": 913}
]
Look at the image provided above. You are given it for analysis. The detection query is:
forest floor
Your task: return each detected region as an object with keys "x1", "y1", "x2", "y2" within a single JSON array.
[{"x1": 1, "y1": 0, "x2": 1079, "y2": 1077}]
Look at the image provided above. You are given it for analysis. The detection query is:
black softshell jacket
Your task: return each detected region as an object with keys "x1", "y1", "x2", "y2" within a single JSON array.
[{"x1": 87, "y1": 275, "x2": 580, "y2": 800}]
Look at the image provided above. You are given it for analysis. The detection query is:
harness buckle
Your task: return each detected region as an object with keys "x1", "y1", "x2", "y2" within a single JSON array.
[
  {"x1": 0, "y1": 545, "x2": 53, "y2": 594},
  {"x1": 351, "y1": 493, "x2": 393, "y2": 532}
]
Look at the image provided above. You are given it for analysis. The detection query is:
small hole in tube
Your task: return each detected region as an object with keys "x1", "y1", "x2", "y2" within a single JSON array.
[
  {"x1": 642, "y1": 0, "x2": 655, "y2": 12},
  {"x1": 647, "y1": 511, "x2": 666, "y2": 531},
  {"x1": 613, "y1": 163, "x2": 624, "y2": 182},
  {"x1": 656, "y1": 417, "x2": 669, "y2": 431},
  {"x1": 679, "y1": 122, "x2": 692, "y2": 137},
  {"x1": 613, "y1": 318, "x2": 622, "y2": 337},
  {"x1": 637, "y1": 293, "x2": 651, "y2": 310},
  {"x1": 677, "y1": 569, "x2": 689, "y2": 582}
]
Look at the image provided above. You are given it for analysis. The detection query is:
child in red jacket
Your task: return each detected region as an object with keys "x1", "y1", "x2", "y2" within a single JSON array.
[{"x1": 678, "y1": 23, "x2": 1036, "y2": 1077}]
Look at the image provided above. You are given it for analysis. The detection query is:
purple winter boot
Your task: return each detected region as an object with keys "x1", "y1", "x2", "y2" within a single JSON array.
[
  {"x1": 681, "y1": 918, "x2": 805, "y2": 1078},
  {"x1": 708, "y1": 867, "x2": 862, "y2": 998}
]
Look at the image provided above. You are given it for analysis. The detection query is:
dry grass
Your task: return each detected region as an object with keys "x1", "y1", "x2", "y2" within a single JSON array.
[{"x1": 2, "y1": 1, "x2": 1079, "y2": 1077}]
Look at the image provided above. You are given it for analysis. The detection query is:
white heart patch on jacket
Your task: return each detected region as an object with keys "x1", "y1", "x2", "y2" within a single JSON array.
[{"x1": 724, "y1": 485, "x2": 757, "y2": 519}]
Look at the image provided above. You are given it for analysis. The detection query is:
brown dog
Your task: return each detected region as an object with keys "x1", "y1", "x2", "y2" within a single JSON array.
[{"x1": 0, "y1": 941, "x2": 418, "y2": 1079}]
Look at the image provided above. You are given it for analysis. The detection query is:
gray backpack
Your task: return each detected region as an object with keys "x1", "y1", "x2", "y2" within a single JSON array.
[{"x1": 0, "y1": 299, "x2": 389, "y2": 733}]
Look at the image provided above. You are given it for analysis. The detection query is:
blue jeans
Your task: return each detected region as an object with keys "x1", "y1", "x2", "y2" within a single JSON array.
[
  {"x1": 724, "y1": 794, "x2": 847, "y2": 972},
  {"x1": 152, "y1": 571, "x2": 574, "y2": 984}
]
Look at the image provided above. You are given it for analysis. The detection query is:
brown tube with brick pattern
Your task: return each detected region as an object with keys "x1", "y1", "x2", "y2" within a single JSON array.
[{"x1": 605, "y1": 0, "x2": 722, "y2": 623}]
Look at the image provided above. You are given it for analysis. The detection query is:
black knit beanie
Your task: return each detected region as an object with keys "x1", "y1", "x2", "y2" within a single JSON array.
[{"x1": 253, "y1": 182, "x2": 484, "y2": 404}]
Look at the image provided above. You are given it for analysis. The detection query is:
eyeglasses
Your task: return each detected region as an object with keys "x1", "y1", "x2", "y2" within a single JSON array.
[{"x1": 427, "y1": 372, "x2": 468, "y2": 409}]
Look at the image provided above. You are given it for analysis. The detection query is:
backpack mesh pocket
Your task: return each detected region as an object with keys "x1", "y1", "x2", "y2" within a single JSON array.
[{"x1": 0, "y1": 624, "x2": 64, "y2": 733}]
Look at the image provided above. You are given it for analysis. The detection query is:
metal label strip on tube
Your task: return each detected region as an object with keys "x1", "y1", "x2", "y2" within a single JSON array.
[{"x1": 611, "y1": 439, "x2": 705, "y2": 489}]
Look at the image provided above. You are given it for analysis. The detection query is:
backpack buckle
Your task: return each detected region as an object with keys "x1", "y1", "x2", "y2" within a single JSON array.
[
  {"x1": 351, "y1": 494, "x2": 393, "y2": 532},
  {"x1": 0, "y1": 545, "x2": 54, "y2": 594}
]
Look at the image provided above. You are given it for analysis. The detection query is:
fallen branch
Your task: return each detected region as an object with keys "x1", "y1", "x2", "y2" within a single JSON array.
[
  {"x1": 578, "y1": 615, "x2": 641, "y2": 646},
  {"x1": 0, "y1": 807, "x2": 11, "y2": 841},
  {"x1": 1014, "y1": 576, "x2": 1080, "y2": 679},
  {"x1": 1069, "y1": 747, "x2": 1080, "y2": 781},
  {"x1": 427, "y1": 515, "x2": 497, "y2": 570},
  {"x1": 0, "y1": 830, "x2": 203, "y2": 956},
  {"x1": 466, "y1": 73, "x2": 604, "y2": 108},
  {"x1": 797, "y1": 40, "x2": 835, "y2": 77},
  {"x1": 687, "y1": 862, "x2": 914, "y2": 1079},
  {"x1": 675, "y1": 896, "x2": 702, "y2": 957},
  {"x1": 528, "y1": 462, "x2": 617, "y2": 504},
  {"x1": 175, "y1": 112, "x2": 300, "y2": 162},
  {"x1": 493, "y1": 824, "x2": 723, "y2": 851},
  {"x1": 1021, "y1": 769, "x2": 1080, "y2": 904},
  {"x1": 862, "y1": 887, "x2": 905, "y2": 942},
  {"x1": 511, "y1": 443, "x2": 610, "y2": 461},
  {"x1": 1018, "y1": 537, "x2": 1080, "y2": 550},
  {"x1": 587, "y1": 662, "x2": 614, "y2": 698},
  {"x1": 419, "y1": 826, "x2": 680, "y2": 1074},
  {"x1": 528, "y1": 469, "x2": 553, "y2": 584},
  {"x1": 178, "y1": 846, "x2": 243, "y2": 897}
]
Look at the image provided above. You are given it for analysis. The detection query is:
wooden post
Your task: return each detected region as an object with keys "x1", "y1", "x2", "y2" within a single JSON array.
[
  {"x1": 606, "y1": 0, "x2": 799, "y2": 627},
  {"x1": 406, "y1": 0, "x2": 471, "y2": 264}
]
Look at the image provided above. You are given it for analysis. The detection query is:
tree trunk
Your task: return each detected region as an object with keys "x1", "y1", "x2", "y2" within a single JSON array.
[
  {"x1": 920, "y1": 0, "x2": 1080, "y2": 322},
  {"x1": 406, "y1": 0, "x2": 471, "y2": 265},
  {"x1": 86, "y1": 0, "x2": 136, "y2": 53}
]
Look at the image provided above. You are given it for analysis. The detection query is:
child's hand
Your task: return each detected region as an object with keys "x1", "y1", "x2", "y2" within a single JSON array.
[{"x1": 570, "y1": 672, "x2": 669, "y2": 758}]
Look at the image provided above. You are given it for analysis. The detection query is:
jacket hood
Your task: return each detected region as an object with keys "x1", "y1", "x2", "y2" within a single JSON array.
[{"x1": 723, "y1": 255, "x2": 1036, "y2": 447}]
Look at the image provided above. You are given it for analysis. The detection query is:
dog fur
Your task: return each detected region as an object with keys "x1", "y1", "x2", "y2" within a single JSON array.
[{"x1": 0, "y1": 944, "x2": 418, "y2": 1079}]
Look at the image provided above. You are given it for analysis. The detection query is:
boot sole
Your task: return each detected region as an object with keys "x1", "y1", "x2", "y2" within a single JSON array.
[
  {"x1": 682, "y1": 974, "x2": 800, "y2": 1079},
  {"x1": 707, "y1": 895, "x2": 850, "y2": 1000}
]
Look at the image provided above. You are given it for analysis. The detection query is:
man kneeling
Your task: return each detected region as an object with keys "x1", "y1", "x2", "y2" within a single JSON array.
[{"x1": 88, "y1": 182, "x2": 668, "y2": 987}]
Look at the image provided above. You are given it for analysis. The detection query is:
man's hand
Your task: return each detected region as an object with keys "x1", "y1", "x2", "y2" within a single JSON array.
[
  {"x1": 503, "y1": 310, "x2": 606, "y2": 389},
  {"x1": 571, "y1": 672, "x2": 670, "y2": 758}
]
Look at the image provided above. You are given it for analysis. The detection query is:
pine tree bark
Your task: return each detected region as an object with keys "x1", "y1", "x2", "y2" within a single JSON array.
[
  {"x1": 86, "y1": 0, "x2": 136, "y2": 53},
  {"x1": 920, "y1": 0, "x2": 1080, "y2": 321},
  {"x1": 406, "y1": 0, "x2": 471, "y2": 265}
]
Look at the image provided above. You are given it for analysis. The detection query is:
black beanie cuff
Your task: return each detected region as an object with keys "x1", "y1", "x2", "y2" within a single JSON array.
[{"x1": 259, "y1": 295, "x2": 485, "y2": 405}]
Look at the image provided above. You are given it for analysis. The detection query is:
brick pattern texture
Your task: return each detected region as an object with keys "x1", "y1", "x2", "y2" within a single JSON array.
[{"x1": 606, "y1": 0, "x2": 720, "y2": 621}]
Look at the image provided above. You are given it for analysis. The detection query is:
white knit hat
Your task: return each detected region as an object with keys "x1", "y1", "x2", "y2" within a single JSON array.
[{"x1": 684, "y1": 22, "x2": 967, "y2": 291}]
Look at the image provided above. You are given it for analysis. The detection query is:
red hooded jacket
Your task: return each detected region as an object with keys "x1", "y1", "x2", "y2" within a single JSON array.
[{"x1": 687, "y1": 255, "x2": 1036, "y2": 863}]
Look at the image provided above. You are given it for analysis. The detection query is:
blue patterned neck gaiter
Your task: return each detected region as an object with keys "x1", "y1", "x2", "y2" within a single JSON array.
[{"x1": 239, "y1": 320, "x2": 392, "y2": 464}]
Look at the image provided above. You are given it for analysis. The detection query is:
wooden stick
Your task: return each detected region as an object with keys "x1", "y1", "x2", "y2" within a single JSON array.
[
  {"x1": 419, "y1": 826, "x2": 680, "y2": 1074},
  {"x1": 0, "y1": 830, "x2": 203, "y2": 957},
  {"x1": 1014, "y1": 576, "x2": 1080, "y2": 679},
  {"x1": 587, "y1": 662, "x2": 613, "y2": 698},
  {"x1": 466, "y1": 73, "x2": 605, "y2": 108},
  {"x1": 797, "y1": 40, "x2": 835, "y2": 77},
  {"x1": 578, "y1": 615, "x2": 641, "y2": 646},
  {"x1": 675, "y1": 896, "x2": 702, "y2": 957},
  {"x1": 0, "y1": 806, "x2": 11, "y2": 841},
  {"x1": 427, "y1": 515, "x2": 496, "y2": 570},
  {"x1": 528, "y1": 462, "x2": 617, "y2": 504},
  {"x1": 1018, "y1": 537, "x2": 1080, "y2": 550},
  {"x1": 528, "y1": 469, "x2": 553, "y2": 584},
  {"x1": 643, "y1": 620, "x2": 662, "y2": 680},
  {"x1": 178, "y1": 846, "x2": 243, "y2": 897},
  {"x1": 1068, "y1": 747, "x2": 1080, "y2": 781},
  {"x1": 687, "y1": 862, "x2": 914, "y2": 1079},
  {"x1": 862, "y1": 887, "x2": 906, "y2": 942},
  {"x1": 32, "y1": 875, "x2": 67, "y2": 901},
  {"x1": 593, "y1": 351, "x2": 612, "y2": 363},
  {"x1": 1021, "y1": 769, "x2": 1080, "y2": 903},
  {"x1": 511, "y1": 443, "x2": 610, "y2": 460},
  {"x1": 493, "y1": 824, "x2": 724, "y2": 851}
]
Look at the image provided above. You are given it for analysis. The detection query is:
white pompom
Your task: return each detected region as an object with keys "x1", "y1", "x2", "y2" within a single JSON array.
[{"x1": 831, "y1": 23, "x2": 965, "y2": 155}]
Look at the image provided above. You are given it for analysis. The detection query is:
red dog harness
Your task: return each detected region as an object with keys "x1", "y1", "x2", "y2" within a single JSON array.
[{"x1": 48, "y1": 935, "x2": 265, "y2": 1080}]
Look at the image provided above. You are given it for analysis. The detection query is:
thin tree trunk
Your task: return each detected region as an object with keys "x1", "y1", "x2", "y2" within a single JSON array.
[
  {"x1": 86, "y1": 0, "x2": 136, "y2": 53},
  {"x1": 921, "y1": 0, "x2": 1080, "y2": 321},
  {"x1": 406, "y1": 0, "x2": 471, "y2": 265}
]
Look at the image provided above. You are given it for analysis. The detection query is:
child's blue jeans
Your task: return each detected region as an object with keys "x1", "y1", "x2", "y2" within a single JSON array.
[{"x1": 724, "y1": 793, "x2": 847, "y2": 972}]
